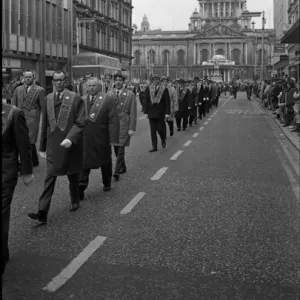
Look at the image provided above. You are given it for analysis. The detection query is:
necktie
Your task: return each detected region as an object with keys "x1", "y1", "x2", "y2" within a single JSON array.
[
  {"x1": 88, "y1": 96, "x2": 94, "y2": 113},
  {"x1": 55, "y1": 93, "x2": 61, "y2": 105},
  {"x1": 116, "y1": 91, "x2": 119, "y2": 98}
]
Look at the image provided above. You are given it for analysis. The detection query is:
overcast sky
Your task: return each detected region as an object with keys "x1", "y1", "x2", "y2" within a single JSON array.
[{"x1": 132, "y1": 0, "x2": 274, "y2": 31}]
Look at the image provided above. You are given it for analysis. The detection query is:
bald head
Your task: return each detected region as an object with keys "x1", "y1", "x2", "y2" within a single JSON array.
[{"x1": 87, "y1": 77, "x2": 100, "y2": 96}]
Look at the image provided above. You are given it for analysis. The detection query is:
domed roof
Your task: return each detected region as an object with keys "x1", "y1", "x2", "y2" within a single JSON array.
[
  {"x1": 243, "y1": 9, "x2": 250, "y2": 13},
  {"x1": 191, "y1": 9, "x2": 200, "y2": 18},
  {"x1": 141, "y1": 15, "x2": 149, "y2": 26},
  {"x1": 212, "y1": 55, "x2": 227, "y2": 61}
]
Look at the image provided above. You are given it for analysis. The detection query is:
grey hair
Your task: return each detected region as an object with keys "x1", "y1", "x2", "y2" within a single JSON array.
[{"x1": 86, "y1": 77, "x2": 100, "y2": 84}]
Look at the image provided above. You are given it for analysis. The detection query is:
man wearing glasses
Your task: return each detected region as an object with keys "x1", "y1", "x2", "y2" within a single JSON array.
[{"x1": 28, "y1": 71, "x2": 85, "y2": 223}]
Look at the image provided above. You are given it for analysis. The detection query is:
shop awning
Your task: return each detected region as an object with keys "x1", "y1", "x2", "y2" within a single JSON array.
[
  {"x1": 281, "y1": 19, "x2": 300, "y2": 44},
  {"x1": 273, "y1": 58, "x2": 289, "y2": 70}
]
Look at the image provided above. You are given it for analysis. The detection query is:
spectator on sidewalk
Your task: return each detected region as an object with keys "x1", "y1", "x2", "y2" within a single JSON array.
[
  {"x1": 292, "y1": 81, "x2": 300, "y2": 134},
  {"x1": 282, "y1": 79, "x2": 296, "y2": 128}
]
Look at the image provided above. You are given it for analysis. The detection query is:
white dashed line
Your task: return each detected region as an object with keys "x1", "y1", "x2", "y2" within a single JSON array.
[
  {"x1": 43, "y1": 236, "x2": 107, "y2": 292},
  {"x1": 170, "y1": 150, "x2": 183, "y2": 161},
  {"x1": 120, "y1": 192, "x2": 146, "y2": 215},
  {"x1": 204, "y1": 122, "x2": 208, "y2": 125},
  {"x1": 199, "y1": 127, "x2": 205, "y2": 131},
  {"x1": 208, "y1": 118, "x2": 212, "y2": 121},
  {"x1": 151, "y1": 167, "x2": 168, "y2": 180},
  {"x1": 139, "y1": 116, "x2": 146, "y2": 120},
  {"x1": 183, "y1": 140, "x2": 192, "y2": 147},
  {"x1": 193, "y1": 133, "x2": 199, "y2": 138}
]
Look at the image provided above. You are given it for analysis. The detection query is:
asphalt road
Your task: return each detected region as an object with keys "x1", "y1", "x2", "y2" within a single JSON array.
[{"x1": 3, "y1": 93, "x2": 299, "y2": 300}]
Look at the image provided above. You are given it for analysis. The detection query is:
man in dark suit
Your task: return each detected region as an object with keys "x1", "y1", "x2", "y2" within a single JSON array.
[
  {"x1": 2, "y1": 103, "x2": 34, "y2": 275},
  {"x1": 28, "y1": 70, "x2": 85, "y2": 224},
  {"x1": 144, "y1": 74, "x2": 171, "y2": 152},
  {"x1": 79, "y1": 77, "x2": 120, "y2": 200}
]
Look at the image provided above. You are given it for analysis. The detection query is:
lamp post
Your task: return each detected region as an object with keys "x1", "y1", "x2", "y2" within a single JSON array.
[{"x1": 260, "y1": 11, "x2": 266, "y2": 81}]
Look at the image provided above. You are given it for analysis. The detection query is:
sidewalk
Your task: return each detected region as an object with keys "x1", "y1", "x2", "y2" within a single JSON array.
[{"x1": 253, "y1": 96, "x2": 300, "y2": 152}]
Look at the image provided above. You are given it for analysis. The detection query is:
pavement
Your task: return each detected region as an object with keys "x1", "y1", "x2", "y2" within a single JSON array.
[
  {"x1": 253, "y1": 96, "x2": 300, "y2": 152},
  {"x1": 2, "y1": 93, "x2": 300, "y2": 300}
]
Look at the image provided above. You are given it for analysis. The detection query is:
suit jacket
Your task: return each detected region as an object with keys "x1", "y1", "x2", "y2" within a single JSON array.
[
  {"x1": 144, "y1": 85, "x2": 171, "y2": 119},
  {"x1": 82, "y1": 92, "x2": 120, "y2": 169},
  {"x1": 2, "y1": 104, "x2": 33, "y2": 188},
  {"x1": 108, "y1": 88, "x2": 137, "y2": 147},
  {"x1": 39, "y1": 89, "x2": 85, "y2": 176},
  {"x1": 12, "y1": 83, "x2": 45, "y2": 144}
]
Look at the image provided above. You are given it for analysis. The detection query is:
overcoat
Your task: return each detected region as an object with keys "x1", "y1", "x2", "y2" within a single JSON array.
[
  {"x1": 109, "y1": 88, "x2": 137, "y2": 147},
  {"x1": 189, "y1": 86, "x2": 198, "y2": 118},
  {"x1": 39, "y1": 89, "x2": 85, "y2": 176},
  {"x1": 82, "y1": 92, "x2": 120, "y2": 169},
  {"x1": 144, "y1": 85, "x2": 171, "y2": 119},
  {"x1": 175, "y1": 87, "x2": 192, "y2": 119},
  {"x1": 12, "y1": 83, "x2": 45, "y2": 144},
  {"x1": 2, "y1": 104, "x2": 33, "y2": 188}
]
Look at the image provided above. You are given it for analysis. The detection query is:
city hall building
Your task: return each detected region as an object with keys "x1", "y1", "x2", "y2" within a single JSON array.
[{"x1": 132, "y1": 0, "x2": 275, "y2": 82}]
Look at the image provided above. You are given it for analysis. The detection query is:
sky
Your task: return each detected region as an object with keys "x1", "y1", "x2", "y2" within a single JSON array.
[{"x1": 132, "y1": 0, "x2": 274, "y2": 31}]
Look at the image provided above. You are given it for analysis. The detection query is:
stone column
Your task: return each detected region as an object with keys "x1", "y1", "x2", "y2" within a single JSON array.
[
  {"x1": 230, "y1": 2, "x2": 232, "y2": 16},
  {"x1": 193, "y1": 43, "x2": 196, "y2": 64},
  {"x1": 212, "y1": 3, "x2": 214, "y2": 17},
  {"x1": 245, "y1": 43, "x2": 248, "y2": 64},
  {"x1": 218, "y1": 2, "x2": 220, "y2": 17},
  {"x1": 224, "y1": 2, "x2": 226, "y2": 16}
]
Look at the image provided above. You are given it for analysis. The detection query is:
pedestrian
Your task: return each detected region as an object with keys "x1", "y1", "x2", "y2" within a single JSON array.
[
  {"x1": 161, "y1": 76, "x2": 177, "y2": 137},
  {"x1": 28, "y1": 70, "x2": 85, "y2": 224},
  {"x1": 175, "y1": 79, "x2": 192, "y2": 131},
  {"x1": 188, "y1": 80, "x2": 198, "y2": 126},
  {"x1": 201, "y1": 80, "x2": 210, "y2": 118},
  {"x1": 144, "y1": 74, "x2": 170, "y2": 152},
  {"x1": 109, "y1": 72, "x2": 137, "y2": 181},
  {"x1": 211, "y1": 81, "x2": 219, "y2": 108},
  {"x1": 12, "y1": 70, "x2": 45, "y2": 167},
  {"x1": 2, "y1": 102, "x2": 34, "y2": 275},
  {"x1": 292, "y1": 81, "x2": 300, "y2": 133},
  {"x1": 138, "y1": 80, "x2": 148, "y2": 113},
  {"x1": 103, "y1": 73, "x2": 115, "y2": 93},
  {"x1": 78, "y1": 77, "x2": 120, "y2": 200},
  {"x1": 77, "y1": 72, "x2": 93, "y2": 96}
]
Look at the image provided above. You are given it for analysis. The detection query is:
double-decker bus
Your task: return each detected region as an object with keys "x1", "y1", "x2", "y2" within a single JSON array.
[{"x1": 72, "y1": 52, "x2": 122, "y2": 81}]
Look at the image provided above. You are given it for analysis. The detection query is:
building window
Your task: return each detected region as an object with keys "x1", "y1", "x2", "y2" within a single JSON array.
[
  {"x1": 201, "y1": 49, "x2": 209, "y2": 62},
  {"x1": 177, "y1": 50, "x2": 185, "y2": 65},
  {"x1": 64, "y1": 10, "x2": 69, "y2": 45},
  {"x1": 35, "y1": 0, "x2": 41, "y2": 39},
  {"x1": 90, "y1": 0, "x2": 96, "y2": 9},
  {"x1": 52, "y1": 4, "x2": 57, "y2": 43},
  {"x1": 231, "y1": 48, "x2": 241, "y2": 65},
  {"x1": 148, "y1": 50, "x2": 156, "y2": 64},
  {"x1": 162, "y1": 50, "x2": 170, "y2": 65},
  {"x1": 27, "y1": 0, "x2": 34, "y2": 38},
  {"x1": 134, "y1": 50, "x2": 140, "y2": 65},
  {"x1": 11, "y1": 0, "x2": 19, "y2": 34},
  {"x1": 20, "y1": 0, "x2": 26, "y2": 36},
  {"x1": 257, "y1": 49, "x2": 267, "y2": 65},
  {"x1": 46, "y1": 2, "x2": 51, "y2": 41}
]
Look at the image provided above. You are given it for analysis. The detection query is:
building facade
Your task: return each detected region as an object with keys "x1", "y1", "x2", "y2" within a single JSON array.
[
  {"x1": 73, "y1": 0, "x2": 133, "y2": 78},
  {"x1": 281, "y1": 0, "x2": 300, "y2": 81},
  {"x1": 2, "y1": 0, "x2": 73, "y2": 91},
  {"x1": 2, "y1": 0, "x2": 134, "y2": 92},
  {"x1": 132, "y1": 0, "x2": 275, "y2": 82}
]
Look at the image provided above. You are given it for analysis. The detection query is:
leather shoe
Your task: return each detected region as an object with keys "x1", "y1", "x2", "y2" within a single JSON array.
[
  {"x1": 161, "y1": 140, "x2": 166, "y2": 148},
  {"x1": 69, "y1": 203, "x2": 80, "y2": 212},
  {"x1": 149, "y1": 148, "x2": 157, "y2": 152},
  {"x1": 119, "y1": 169, "x2": 127, "y2": 174},
  {"x1": 79, "y1": 190, "x2": 85, "y2": 201},
  {"x1": 113, "y1": 174, "x2": 120, "y2": 181},
  {"x1": 103, "y1": 186, "x2": 111, "y2": 192},
  {"x1": 28, "y1": 211, "x2": 47, "y2": 223}
]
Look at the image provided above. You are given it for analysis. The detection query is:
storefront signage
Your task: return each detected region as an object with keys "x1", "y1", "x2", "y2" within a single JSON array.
[
  {"x1": 274, "y1": 44, "x2": 286, "y2": 53},
  {"x1": 2, "y1": 58, "x2": 21, "y2": 68}
]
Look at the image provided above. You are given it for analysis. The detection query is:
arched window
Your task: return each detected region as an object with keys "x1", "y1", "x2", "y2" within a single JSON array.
[
  {"x1": 216, "y1": 48, "x2": 225, "y2": 56},
  {"x1": 148, "y1": 50, "x2": 156, "y2": 64},
  {"x1": 134, "y1": 50, "x2": 140, "y2": 65},
  {"x1": 177, "y1": 50, "x2": 185, "y2": 65},
  {"x1": 257, "y1": 49, "x2": 268, "y2": 65},
  {"x1": 231, "y1": 48, "x2": 241, "y2": 65},
  {"x1": 200, "y1": 49, "x2": 209, "y2": 62},
  {"x1": 162, "y1": 50, "x2": 170, "y2": 65}
]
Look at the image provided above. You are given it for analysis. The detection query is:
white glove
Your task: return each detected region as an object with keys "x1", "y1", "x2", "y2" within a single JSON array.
[
  {"x1": 60, "y1": 139, "x2": 72, "y2": 148},
  {"x1": 39, "y1": 151, "x2": 47, "y2": 158}
]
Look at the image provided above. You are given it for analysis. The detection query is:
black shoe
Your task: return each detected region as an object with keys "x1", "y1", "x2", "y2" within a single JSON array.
[
  {"x1": 194, "y1": 122, "x2": 197, "y2": 125},
  {"x1": 103, "y1": 186, "x2": 111, "y2": 192},
  {"x1": 182, "y1": 128, "x2": 186, "y2": 131},
  {"x1": 28, "y1": 211, "x2": 47, "y2": 223},
  {"x1": 113, "y1": 174, "x2": 120, "y2": 181},
  {"x1": 170, "y1": 128, "x2": 174, "y2": 137},
  {"x1": 177, "y1": 128, "x2": 181, "y2": 131},
  {"x1": 69, "y1": 203, "x2": 80, "y2": 212},
  {"x1": 161, "y1": 140, "x2": 166, "y2": 148},
  {"x1": 79, "y1": 190, "x2": 85, "y2": 201},
  {"x1": 149, "y1": 148, "x2": 158, "y2": 152},
  {"x1": 33, "y1": 162, "x2": 39, "y2": 167},
  {"x1": 119, "y1": 169, "x2": 127, "y2": 174}
]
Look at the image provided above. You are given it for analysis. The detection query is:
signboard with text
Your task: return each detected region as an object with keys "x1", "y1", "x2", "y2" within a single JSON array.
[{"x1": 274, "y1": 44, "x2": 286, "y2": 54}]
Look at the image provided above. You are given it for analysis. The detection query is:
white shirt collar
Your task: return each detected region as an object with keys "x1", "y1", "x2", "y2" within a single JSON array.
[{"x1": 56, "y1": 89, "x2": 66, "y2": 98}]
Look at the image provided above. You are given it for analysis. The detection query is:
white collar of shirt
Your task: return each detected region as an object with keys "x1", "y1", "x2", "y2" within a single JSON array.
[
  {"x1": 26, "y1": 85, "x2": 33, "y2": 92},
  {"x1": 56, "y1": 89, "x2": 66, "y2": 99},
  {"x1": 116, "y1": 88, "x2": 123, "y2": 94}
]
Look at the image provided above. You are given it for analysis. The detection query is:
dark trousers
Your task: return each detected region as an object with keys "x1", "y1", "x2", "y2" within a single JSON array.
[
  {"x1": 188, "y1": 114, "x2": 196, "y2": 125},
  {"x1": 31, "y1": 144, "x2": 39, "y2": 166},
  {"x1": 205, "y1": 101, "x2": 210, "y2": 114},
  {"x1": 114, "y1": 146, "x2": 126, "y2": 175},
  {"x1": 2, "y1": 185, "x2": 15, "y2": 274},
  {"x1": 176, "y1": 117, "x2": 188, "y2": 130},
  {"x1": 198, "y1": 103, "x2": 205, "y2": 119},
  {"x1": 166, "y1": 120, "x2": 174, "y2": 136},
  {"x1": 149, "y1": 118, "x2": 166, "y2": 148},
  {"x1": 38, "y1": 173, "x2": 80, "y2": 214},
  {"x1": 79, "y1": 162, "x2": 112, "y2": 191},
  {"x1": 215, "y1": 97, "x2": 219, "y2": 107}
]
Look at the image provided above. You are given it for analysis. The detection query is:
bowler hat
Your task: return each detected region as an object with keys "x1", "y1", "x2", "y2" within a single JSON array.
[
  {"x1": 161, "y1": 76, "x2": 168, "y2": 81},
  {"x1": 177, "y1": 79, "x2": 185, "y2": 84}
]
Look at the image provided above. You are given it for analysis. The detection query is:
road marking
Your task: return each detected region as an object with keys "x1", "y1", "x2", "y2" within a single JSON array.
[
  {"x1": 151, "y1": 167, "x2": 168, "y2": 180},
  {"x1": 183, "y1": 140, "x2": 192, "y2": 147},
  {"x1": 120, "y1": 192, "x2": 146, "y2": 215},
  {"x1": 199, "y1": 127, "x2": 204, "y2": 131},
  {"x1": 43, "y1": 236, "x2": 107, "y2": 292},
  {"x1": 208, "y1": 118, "x2": 212, "y2": 121},
  {"x1": 170, "y1": 150, "x2": 183, "y2": 161},
  {"x1": 139, "y1": 116, "x2": 146, "y2": 120},
  {"x1": 193, "y1": 133, "x2": 199, "y2": 138},
  {"x1": 204, "y1": 122, "x2": 208, "y2": 125}
]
